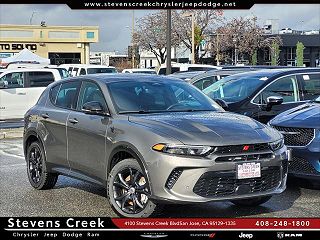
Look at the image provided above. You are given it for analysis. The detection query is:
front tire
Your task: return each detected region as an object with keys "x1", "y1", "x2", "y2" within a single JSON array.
[
  {"x1": 26, "y1": 141, "x2": 58, "y2": 190},
  {"x1": 107, "y1": 158, "x2": 162, "y2": 217},
  {"x1": 230, "y1": 196, "x2": 272, "y2": 206}
]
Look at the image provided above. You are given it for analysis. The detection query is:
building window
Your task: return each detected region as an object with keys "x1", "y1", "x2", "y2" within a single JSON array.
[
  {"x1": 86, "y1": 32, "x2": 95, "y2": 39},
  {"x1": 0, "y1": 30, "x2": 33, "y2": 38},
  {"x1": 48, "y1": 52, "x2": 81, "y2": 65},
  {"x1": 48, "y1": 31, "x2": 80, "y2": 39}
]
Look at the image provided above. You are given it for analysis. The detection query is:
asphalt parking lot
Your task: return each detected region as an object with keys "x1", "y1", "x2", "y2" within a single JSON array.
[{"x1": 1, "y1": 138, "x2": 319, "y2": 218}]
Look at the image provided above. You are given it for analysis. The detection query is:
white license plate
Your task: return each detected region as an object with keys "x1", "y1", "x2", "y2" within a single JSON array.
[{"x1": 237, "y1": 162, "x2": 261, "y2": 179}]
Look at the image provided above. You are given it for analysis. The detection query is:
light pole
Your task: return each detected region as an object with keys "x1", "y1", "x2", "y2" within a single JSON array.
[
  {"x1": 182, "y1": 12, "x2": 195, "y2": 64},
  {"x1": 166, "y1": 10, "x2": 172, "y2": 75},
  {"x1": 233, "y1": 36, "x2": 237, "y2": 65}
]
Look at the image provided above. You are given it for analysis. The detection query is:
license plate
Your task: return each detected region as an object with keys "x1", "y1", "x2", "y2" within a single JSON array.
[{"x1": 236, "y1": 162, "x2": 261, "y2": 179}]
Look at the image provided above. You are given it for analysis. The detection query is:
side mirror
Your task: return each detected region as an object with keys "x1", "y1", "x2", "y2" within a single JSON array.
[
  {"x1": 0, "y1": 81, "x2": 8, "y2": 89},
  {"x1": 82, "y1": 101, "x2": 109, "y2": 116},
  {"x1": 266, "y1": 96, "x2": 283, "y2": 111},
  {"x1": 214, "y1": 98, "x2": 229, "y2": 110}
]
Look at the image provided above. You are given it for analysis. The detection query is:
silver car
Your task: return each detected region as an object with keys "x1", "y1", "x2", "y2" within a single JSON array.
[{"x1": 24, "y1": 74, "x2": 289, "y2": 217}]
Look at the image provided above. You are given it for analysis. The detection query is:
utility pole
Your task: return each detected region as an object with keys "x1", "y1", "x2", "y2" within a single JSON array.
[
  {"x1": 166, "y1": 10, "x2": 172, "y2": 75},
  {"x1": 131, "y1": 10, "x2": 135, "y2": 68}
]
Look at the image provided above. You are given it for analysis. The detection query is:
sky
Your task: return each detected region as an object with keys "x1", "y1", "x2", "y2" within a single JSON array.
[{"x1": 0, "y1": 4, "x2": 319, "y2": 54}]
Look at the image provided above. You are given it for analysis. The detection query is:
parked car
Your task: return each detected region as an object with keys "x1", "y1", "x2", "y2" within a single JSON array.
[
  {"x1": 0, "y1": 68, "x2": 61, "y2": 120},
  {"x1": 122, "y1": 68, "x2": 156, "y2": 74},
  {"x1": 24, "y1": 74, "x2": 289, "y2": 217},
  {"x1": 188, "y1": 69, "x2": 258, "y2": 90},
  {"x1": 269, "y1": 95, "x2": 320, "y2": 181},
  {"x1": 59, "y1": 64, "x2": 117, "y2": 77},
  {"x1": 202, "y1": 68, "x2": 320, "y2": 123},
  {"x1": 157, "y1": 63, "x2": 220, "y2": 75},
  {"x1": 169, "y1": 71, "x2": 205, "y2": 81}
]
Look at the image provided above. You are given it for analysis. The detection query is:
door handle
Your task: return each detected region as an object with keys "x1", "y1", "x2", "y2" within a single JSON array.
[
  {"x1": 41, "y1": 113, "x2": 49, "y2": 119},
  {"x1": 68, "y1": 118, "x2": 79, "y2": 124},
  {"x1": 17, "y1": 92, "x2": 26, "y2": 95}
]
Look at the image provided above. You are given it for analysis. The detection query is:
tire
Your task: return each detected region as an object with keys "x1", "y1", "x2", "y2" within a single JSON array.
[
  {"x1": 26, "y1": 141, "x2": 58, "y2": 190},
  {"x1": 230, "y1": 196, "x2": 272, "y2": 206},
  {"x1": 107, "y1": 158, "x2": 162, "y2": 217}
]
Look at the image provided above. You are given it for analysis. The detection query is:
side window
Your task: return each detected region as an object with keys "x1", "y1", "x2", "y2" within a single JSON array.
[
  {"x1": 300, "y1": 73, "x2": 320, "y2": 100},
  {"x1": 72, "y1": 67, "x2": 79, "y2": 76},
  {"x1": 253, "y1": 75, "x2": 299, "y2": 104},
  {"x1": 193, "y1": 76, "x2": 216, "y2": 90},
  {"x1": 0, "y1": 72, "x2": 25, "y2": 88},
  {"x1": 50, "y1": 84, "x2": 61, "y2": 104},
  {"x1": 79, "y1": 68, "x2": 86, "y2": 75},
  {"x1": 55, "y1": 81, "x2": 80, "y2": 109},
  {"x1": 28, "y1": 71, "x2": 55, "y2": 87},
  {"x1": 77, "y1": 81, "x2": 107, "y2": 111}
]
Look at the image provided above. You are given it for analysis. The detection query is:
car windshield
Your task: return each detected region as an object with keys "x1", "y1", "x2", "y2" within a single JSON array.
[
  {"x1": 202, "y1": 74, "x2": 267, "y2": 103},
  {"x1": 107, "y1": 80, "x2": 222, "y2": 114},
  {"x1": 87, "y1": 68, "x2": 117, "y2": 74}
]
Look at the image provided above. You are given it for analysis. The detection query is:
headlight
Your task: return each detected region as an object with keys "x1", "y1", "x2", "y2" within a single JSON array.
[
  {"x1": 152, "y1": 144, "x2": 213, "y2": 156},
  {"x1": 269, "y1": 138, "x2": 284, "y2": 151}
]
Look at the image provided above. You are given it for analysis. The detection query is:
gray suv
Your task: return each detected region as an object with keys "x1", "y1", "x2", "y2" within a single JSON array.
[{"x1": 24, "y1": 74, "x2": 289, "y2": 217}]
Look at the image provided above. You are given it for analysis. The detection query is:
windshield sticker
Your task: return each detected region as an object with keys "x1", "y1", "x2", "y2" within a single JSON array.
[{"x1": 303, "y1": 75, "x2": 310, "y2": 80}]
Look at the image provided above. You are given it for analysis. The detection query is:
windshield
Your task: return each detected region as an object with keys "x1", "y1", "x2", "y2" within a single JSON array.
[
  {"x1": 107, "y1": 80, "x2": 222, "y2": 113},
  {"x1": 87, "y1": 68, "x2": 117, "y2": 74},
  {"x1": 202, "y1": 75, "x2": 267, "y2": 103}
]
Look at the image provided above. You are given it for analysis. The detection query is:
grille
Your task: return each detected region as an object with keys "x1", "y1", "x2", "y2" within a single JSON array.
[
  {"x1": 193, "y1": 167, "x2": 281, "y2": 198},
  {"x1": 214, "y1": 143, "x2": 270, "y2": 154},
  {"x1": 289, "y1": 156, "x2": 319, "y2": 175},
  {"x1": 165, "y1": 168, "x2": 183, "y2": 189},
  {"x1": 273, "y1": 126, "x2": 315, "y2": 146},
  {"x1": 215, "y1": 153, "x2": 274, "y2": 162}
]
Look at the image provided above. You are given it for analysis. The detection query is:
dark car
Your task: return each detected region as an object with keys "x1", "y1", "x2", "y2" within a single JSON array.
[
  {"x1": 269, "y1": 96, "x2": 320, "y2": 181},
  {"x1": 24, "y1": 74, "x2": 289, "y2": 217},
  {"x1": 202, "y1": 68, "x2": 320, "y2": 123}
]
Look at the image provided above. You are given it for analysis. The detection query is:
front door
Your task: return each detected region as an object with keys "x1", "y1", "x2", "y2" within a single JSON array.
[
  {"x1": 251, "y1": 74, "x2": 302, "y2": 123},
  {"x1": 67, "y1": 80, "x2": 110, "y2": 182}
]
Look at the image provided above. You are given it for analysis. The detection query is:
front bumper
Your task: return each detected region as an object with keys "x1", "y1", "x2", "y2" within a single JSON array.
[{"x1": 145, "y1": 146, "x2": 288, "y2": 203}]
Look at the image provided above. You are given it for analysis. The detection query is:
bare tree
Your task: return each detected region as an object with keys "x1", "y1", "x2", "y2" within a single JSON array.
[
  {"x1": 211, "y1": 17, "x2": 282, "y2": 64},
  {"x1": 172, "y1": 10, "x2": 224, "y2": 63},
  {"x1": 133, "y1": 11, "x2": 180, "y2": 65}
]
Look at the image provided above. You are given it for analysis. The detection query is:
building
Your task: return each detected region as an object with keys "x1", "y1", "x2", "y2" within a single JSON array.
[{"x1": 0, "y1": 24, "x2": 99, "y2": 65}]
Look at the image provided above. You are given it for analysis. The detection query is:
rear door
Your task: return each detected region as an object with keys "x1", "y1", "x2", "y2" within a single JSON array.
[
  {"x1": 67, "y1": 80, "x2": 110, "y2": 182},
  {"x1": 0, "y1": 71, "x2": 28, "y2": 119},
  {"x1": 40, "y1": 81, "x2": 81, "y2": 171}
]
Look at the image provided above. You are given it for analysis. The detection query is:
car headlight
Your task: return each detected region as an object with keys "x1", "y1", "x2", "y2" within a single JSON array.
[
  {"x1": 269, "y1": 138, "x2": 284, "y2": 151},
  {"x1": 152, "y1": 144, "x2": 213, "y2": 156}
]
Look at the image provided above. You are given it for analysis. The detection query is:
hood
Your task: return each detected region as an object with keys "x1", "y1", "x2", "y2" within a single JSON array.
[
  {"x1": 129, "y1": 111, "x2": 280, "y2": 146},
  {"x1": 270, "y1": 103, "x2": 320, "y2": 129}
]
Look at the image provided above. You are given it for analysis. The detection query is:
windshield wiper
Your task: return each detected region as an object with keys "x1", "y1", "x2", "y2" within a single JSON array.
[
  {"x1": 167, "y1": 109, "x2": 215, "y2": 113},
  {"x1": 118, "y1": 110, "x2": 152, "y2": 114}
]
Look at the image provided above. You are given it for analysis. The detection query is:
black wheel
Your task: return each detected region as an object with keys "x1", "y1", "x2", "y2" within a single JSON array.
[
  {"x1": 107, "y1": 158, "x2": 162, "y2": 217},
  {"x1": 26, "y1": 141, "x2": 58, "y2": 190},
  {"x1": 230, "y1": 196, "x2": 272, "y2": 206}
]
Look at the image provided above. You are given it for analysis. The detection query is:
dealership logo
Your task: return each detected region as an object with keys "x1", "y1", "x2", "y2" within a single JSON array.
[
  {"x1": 239, "y1": 232, "x2": 253, "y2": 239},
  {"x1": 277, "y1": 232, "x2": 303, "y2": 239},
  {"x1": 140, "y1": 233, "x2": 168, "y2": 238}
]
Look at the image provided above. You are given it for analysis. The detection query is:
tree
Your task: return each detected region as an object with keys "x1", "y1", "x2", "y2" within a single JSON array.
[
  {"x1": 172, "y1": 10, "x2": 224, "y2": 63},
  {"x1": 211, "y1": 17, "x2": 282, "y2": 65},
  {"x1": 296, "y1": 41, "x2": 304, "y2": 66},
  {"x1": 133, "y1": 11, "x2": 180, "y2": 65},
  {"x1": 270, "y1": 40, "x2": 281, "y2": 66}
]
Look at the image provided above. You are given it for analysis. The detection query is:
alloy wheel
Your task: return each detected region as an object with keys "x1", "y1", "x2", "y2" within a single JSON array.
[{"x1": 28, "y1": 146, "x2": 43, "y2": 184}]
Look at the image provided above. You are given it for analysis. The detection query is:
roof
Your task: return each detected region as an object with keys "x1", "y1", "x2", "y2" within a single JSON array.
[{"x1": 67, "y1": 73, "x2": 183, "y2": 84}]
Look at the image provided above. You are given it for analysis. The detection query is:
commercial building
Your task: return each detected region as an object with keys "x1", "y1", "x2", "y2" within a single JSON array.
[{"x1": 0, "y1": 24, "x2": 98, "y2": 65}]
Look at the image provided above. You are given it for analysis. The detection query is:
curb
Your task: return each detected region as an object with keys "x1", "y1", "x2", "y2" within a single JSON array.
[{"x1": 0, "y1": 128, "x2": 24, "y2": 139}]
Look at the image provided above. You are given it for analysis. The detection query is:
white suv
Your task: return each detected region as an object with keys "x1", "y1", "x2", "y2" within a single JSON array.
[
  {"x1": 60, "y1": 64, "x2": 117, "y2": 77},
  {"x1": 0, "y1": 68, "x2": 61, "y2": 120}
]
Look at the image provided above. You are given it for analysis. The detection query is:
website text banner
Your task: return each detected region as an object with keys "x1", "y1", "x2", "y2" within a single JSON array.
[{"x1": 0, "y1": 0, "x2": 319, "y2": 9}]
